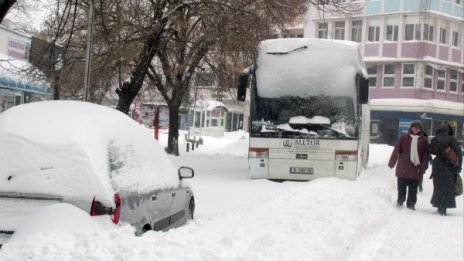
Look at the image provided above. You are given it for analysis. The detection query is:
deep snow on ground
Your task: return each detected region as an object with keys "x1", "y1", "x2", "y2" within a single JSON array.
[{"x1": 0, "y1": 130, "x2": 462, "y2": 261}]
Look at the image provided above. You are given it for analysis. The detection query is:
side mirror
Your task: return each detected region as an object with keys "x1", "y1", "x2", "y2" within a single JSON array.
[
  {"x1": 178, "y1": 166, "x2": 194, "y2": 179},
  {"x1": 357, "y1": 74, "x2": 369, "y2": 104},
  {"x1": 237, "y1": 73, "x2": 248, "y2": 101}
]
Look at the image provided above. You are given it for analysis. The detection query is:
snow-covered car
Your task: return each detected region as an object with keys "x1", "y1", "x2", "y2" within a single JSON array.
[{"x1": 0, "y1": 101, "x2": 195, "y2": 246}]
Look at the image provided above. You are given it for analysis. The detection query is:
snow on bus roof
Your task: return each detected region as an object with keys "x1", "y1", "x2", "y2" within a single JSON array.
[
  {"x1": 256, "y1": 38, "x2": 366, "y2": 99},
  {"x1": 370, "y1": 99, "x2": 464, "y2": 117}
]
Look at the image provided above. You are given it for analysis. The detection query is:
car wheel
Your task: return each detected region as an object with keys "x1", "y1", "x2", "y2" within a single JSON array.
[
  {"x1": 141, "y1": 224, "x2": 151, "y2": 234},
  {"x1": 188, "y1": 197, "x2": 195, "y2": 219}
]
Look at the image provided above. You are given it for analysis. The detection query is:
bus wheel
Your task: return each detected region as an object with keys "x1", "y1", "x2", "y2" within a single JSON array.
[{"x1": 141, "y1": 224, "x2": 151, "y2": 234}]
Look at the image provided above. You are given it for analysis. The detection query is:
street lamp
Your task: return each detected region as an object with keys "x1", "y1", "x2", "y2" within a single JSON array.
[{"x1": 83, "y1": 0, "x2": 94, "y2": 102}]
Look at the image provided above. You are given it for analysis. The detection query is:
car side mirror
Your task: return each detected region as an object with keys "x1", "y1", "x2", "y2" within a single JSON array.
[
  {"x1": 178, "y1": 166, "x2": 194, "y2": 179},
  {"x1": 237, "y1": 73, "x2": 248, "y2": 101},
  {"x1": 357, "y1": 74, "x2": 369, "y2": 104}
]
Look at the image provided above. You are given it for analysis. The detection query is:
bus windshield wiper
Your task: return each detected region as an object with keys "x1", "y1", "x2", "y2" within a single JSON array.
[{"x1": 266, "y1": 46, "x2": 307, "y2": 55}]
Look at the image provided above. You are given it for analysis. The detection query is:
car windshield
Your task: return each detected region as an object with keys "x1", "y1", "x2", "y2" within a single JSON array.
[{"x1": 251, "y1": 95, "x2": 358, "y2": 139}]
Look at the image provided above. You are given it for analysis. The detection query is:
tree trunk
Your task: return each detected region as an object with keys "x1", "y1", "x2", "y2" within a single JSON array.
[
  {"x1": 115, "y1": 32, "x2": 162, "y2": 114},
  {"x1": 53, "y1": 74, "x2": 60, "y2": 100},
  {"x1": 166, "y1": 105, "x2": 180, "y2": 156},
  {"x1": 115, "y1": 82, "x2": 137, "y2": 114}
]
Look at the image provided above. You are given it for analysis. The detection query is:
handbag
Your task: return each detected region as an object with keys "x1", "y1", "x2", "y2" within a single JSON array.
[
  {"x1": 445, "y1": 146, "x2": 460, "y2": 167},
  {"x1": 456, "y1": 174, "x2": 463, "y2": 197}
]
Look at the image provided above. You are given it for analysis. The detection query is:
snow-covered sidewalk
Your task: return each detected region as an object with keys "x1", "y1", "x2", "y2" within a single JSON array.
[{"x1": 0, "y1": 131, "x2": 462, "y2": 261}]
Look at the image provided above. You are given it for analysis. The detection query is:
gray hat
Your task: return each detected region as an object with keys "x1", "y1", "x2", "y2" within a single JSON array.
[{"x1": 410, "y1": 120, "x2": 423, "y2": 129}]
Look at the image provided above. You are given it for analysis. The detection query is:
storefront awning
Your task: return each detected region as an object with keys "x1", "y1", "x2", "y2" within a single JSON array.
[{"x1": 0, "y1": 75, "x2": 51, "y2": 95}]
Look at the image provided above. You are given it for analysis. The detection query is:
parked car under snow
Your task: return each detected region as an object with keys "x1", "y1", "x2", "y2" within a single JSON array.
[{"x1": 0, "y1": 101, "x2": 195, "y2": 247}]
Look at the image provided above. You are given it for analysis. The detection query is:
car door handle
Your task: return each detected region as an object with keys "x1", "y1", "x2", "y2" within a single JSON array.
[{"x1": 171, "y1": 192, "x2": 176, "y2": 197}]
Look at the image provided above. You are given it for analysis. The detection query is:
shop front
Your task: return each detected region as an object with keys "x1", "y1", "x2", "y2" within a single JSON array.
[
  {"x1": 188, "y1": 100, "x2": 228, "y2": 137},
  {"x1": 0, "y1": 74, "x2": 52, "y2": 113}
]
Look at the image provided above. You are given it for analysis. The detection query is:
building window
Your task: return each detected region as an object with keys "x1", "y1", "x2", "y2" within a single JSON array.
[
  {"x1": 386, "y1": 25, "x2": 398, "y2": 41},
  {"x1": 450, "y1": 70, "x2": 458, "y2": 92},
  {"x1": 383, "y1": 64, "x2": 396, "y2": 87},
  {"x1": 334, "y1": 21, "x2": 345, "y2": 40},
  {"x1": 424, "y1": 65, "x2": 433, "y2": 89},
  {"x1": 405, "y1": 24, "x2": 421, "y2": 40},
  {"x1": 367, "y1": 66, "x2": 377, "y2": 87},
  {"x1": 194, "y1": 111, "x2": 201, "y2": 127},
  {"x1": 461, "y1": 73, "x2": 464, "y2": 94},
  {"x1": 462, "y1": 73, "x2": 464, "y2": 93},
  {"x1": 318, "y1": 23, "x2": 328, "y2": 39},
  {"x1": 402, "y1": 64, "x2": 415, "y2": 87},
  {"x1": 351, "y1": 20, "x2": 362, "y2": 42},
  {"x1": 440, "y1": 28, "x2": 447, "y2": 44},
  {"x1": 437, "y1": 69, "x2": 446, "y2": 90},
  {"x1": 452, "y1": 31, "x2": 459, "y2": 47},
  {"x1": 423, "y1": 24, "x2": 434, "y2": 41},
  {"x1": 367, "y1": 26, "x2": 380, "y2": 42},
  {"x1": 209, "y1": 108, "x2": 226, "y2": 127},
  {"x1": 195, "y1": 72, "x2": 215, "y2": 87}
]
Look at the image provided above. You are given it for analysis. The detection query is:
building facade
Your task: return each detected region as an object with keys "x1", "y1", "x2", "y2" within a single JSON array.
[
  {"x1": 306, "y1": 0, "x2": 464, "y2": 146},
  {"x1": 0, "y1": 25, "x2": 52, "y2": 113}
]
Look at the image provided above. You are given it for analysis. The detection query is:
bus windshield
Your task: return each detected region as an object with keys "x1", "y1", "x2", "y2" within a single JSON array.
[{"x1": 251, "y1": 95, "x2": 358, "y2": 139}]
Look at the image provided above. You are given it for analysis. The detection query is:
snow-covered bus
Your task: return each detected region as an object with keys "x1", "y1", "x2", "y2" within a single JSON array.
[{"x1": 238, "y1": 38, "x2": 370, "y2": 181}]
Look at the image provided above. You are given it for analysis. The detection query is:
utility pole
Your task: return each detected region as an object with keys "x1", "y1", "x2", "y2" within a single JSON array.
[{"x1": 83, "y1": 0, "x2": 95, "y2": 102}]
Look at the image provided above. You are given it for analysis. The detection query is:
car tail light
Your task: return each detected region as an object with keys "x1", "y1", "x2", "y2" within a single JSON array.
[
  {"x1": 112, "y1": 194, "x2": 121, "y2": 224},
  {"x1": 335, "y1": 150, "x2": 358, "y2": 161},
  {"x1": 90, "y1": 193, "x2": 122, "y2": 224},
  {"x1": 249, "y1": 147, "x2": 269, "y2": 158}
]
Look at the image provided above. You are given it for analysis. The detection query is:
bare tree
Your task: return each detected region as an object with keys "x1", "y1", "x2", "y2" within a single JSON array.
[
  {"x1": 142, "y1": 0, "x2": 311, "y2": 154},
  {"x1": 37, "y1": 0, "x2": 363, "y2": 155}
]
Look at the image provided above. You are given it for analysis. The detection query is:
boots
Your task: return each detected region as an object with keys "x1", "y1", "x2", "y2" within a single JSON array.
[{"x1": 438, "y1": 208, "x2": 447, "y2": 216}]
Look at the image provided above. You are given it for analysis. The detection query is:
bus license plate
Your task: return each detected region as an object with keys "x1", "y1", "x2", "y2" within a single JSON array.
[{"x1": 289, "y1": 167, "x2": 313, "y2": 174}]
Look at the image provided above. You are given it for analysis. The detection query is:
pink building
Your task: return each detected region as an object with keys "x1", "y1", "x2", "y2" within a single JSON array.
[{"x1": 305, "y1": 0, "x2": 464, "y2": 145}]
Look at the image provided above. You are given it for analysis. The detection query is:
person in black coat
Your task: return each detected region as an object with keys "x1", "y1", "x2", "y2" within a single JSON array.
[{"x1": 429, "y1": 124, "x2": 463, "y2": 216}]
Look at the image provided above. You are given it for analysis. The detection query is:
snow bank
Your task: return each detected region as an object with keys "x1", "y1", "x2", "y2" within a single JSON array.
[{"x1": 8, "y1": 203, "x2": 104, "y2": 243}]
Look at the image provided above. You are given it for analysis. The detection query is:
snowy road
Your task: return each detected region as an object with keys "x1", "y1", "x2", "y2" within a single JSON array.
[
  {"x1": 0, "y1": 131, "x2": 462, "y2": 260},
  {"x1": 171, "y1": 150, "x2": 463, "y2": 261}
]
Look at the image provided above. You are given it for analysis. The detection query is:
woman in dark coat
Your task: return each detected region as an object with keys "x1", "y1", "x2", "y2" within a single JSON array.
[
  {"x1": 429, "y1": 124, "x2": 463, "y2": 215},
  {"x1": 388, "y1": 120, "x2": 429, "y2": 210}
]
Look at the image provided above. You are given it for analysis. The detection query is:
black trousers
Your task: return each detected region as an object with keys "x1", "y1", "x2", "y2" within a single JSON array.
[{"x1": 397, "y1": 177, "x2": 419, "y2": 207}]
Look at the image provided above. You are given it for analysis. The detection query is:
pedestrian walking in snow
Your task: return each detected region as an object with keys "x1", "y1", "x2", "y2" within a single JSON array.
[
  {"x1": 388, "y1": 120, "x2": 429, "y2": 210},
  {"x1": 429, "y1": 123, "x2": 462, "y2": 216}
]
